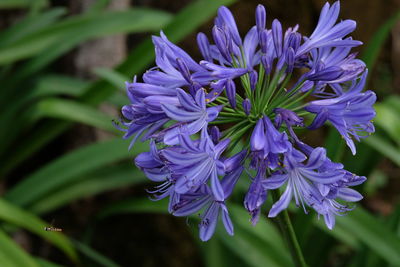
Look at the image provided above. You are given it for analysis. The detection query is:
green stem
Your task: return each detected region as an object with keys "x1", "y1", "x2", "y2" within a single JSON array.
[{"x1": 271, "y1": 190, "x2": 308, "y2": 267}]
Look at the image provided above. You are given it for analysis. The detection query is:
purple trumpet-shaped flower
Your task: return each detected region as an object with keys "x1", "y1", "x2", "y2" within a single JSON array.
[
  {"x1": 119, "y1": 78, "x2": 175, "y2": 148},
  {"x1": 162, "y1": 128, "x2": 230, "y2": 201},
  {"x1": 244, "y1": 164, "x2": 268, "y2": 225},
  {"x1": 135, "y1": 141, "x2": 181, "y2": 213},
  {"x1": 274, "y1": 108, "x2": 304, "y2": 129},
  {"x1": 146, "y1": 32, "x2": 209, "y2": 90},
  {"x1": 305, "y1": 71, "x2": 376, "y2": 154},
  {"x1": 242, "y1": 98, "x2": 252, "y2": 115},
  {"x1": 306, "y1": 45, "x2": 366, "y2": 92},
  {"x1": 172, "y1": 167, "x2": 244, "y2": 241},
  {"x1": 250, "y1": 116, "x2": 291, "y2": 157},
  {"x1": 296, "y1": 1, "x2": 362, "y2": 56},
  {"x1": 264, "y1": 147, "x2": 345, "y2": 217},
  {"x1": 162, "y1": 88, "x2": 222, "y2": 145}
]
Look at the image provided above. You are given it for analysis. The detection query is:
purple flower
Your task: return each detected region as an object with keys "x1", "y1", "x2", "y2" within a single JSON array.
[
  {"x1": 162, "y1": 128, "x2": 230, "y2": 201},
  {"x1": 296, "y1": 1, "x2": 362, "y2": 56},
  {"x1": 306, "y1": 71, "x2": 376, "y2": 154},
  {"x1": 162, "y1": 88, "x2": 222, "y2": 145},
  {"x1": 173, "y1": 167, "x2": 244, "y2": 241},
  {"x1": 264, "y1": 147, "x2": 345, "y2": 217},
  {"x1": 244, "y1": 165, "x2": 268, "y2": 225},
  {"x1": 250, "y1": 116, "x2": 291, "y2": 157}
]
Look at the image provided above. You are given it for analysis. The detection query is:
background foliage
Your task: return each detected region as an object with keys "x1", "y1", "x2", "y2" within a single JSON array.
[{"x1": 0, "y1": 0, "x2": 399, "y2": 266}]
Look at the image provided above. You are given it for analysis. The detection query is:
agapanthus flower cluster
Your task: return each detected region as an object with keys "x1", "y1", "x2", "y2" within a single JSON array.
[{"x1": 118, "y1": 1, "x2": 376, "y2": 241}]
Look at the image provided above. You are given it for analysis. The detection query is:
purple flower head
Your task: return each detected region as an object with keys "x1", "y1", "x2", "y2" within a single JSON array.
[{"x1": 117, "y1": 2, "x2": 375, "y2": 240}]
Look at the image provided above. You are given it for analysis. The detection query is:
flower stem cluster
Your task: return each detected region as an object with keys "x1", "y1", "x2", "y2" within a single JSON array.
[{"x1": 118, "y1": 1, "x2": 376, "y2": 241}]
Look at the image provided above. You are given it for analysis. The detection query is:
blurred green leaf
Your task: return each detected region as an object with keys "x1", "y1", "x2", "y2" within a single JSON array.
[
  {"x1": 0, "y1": 229, "x2": 39, "y2": 267},
  {"x1": 229, "y1": 205, "x2": 292, "y2": 266},
  {"x1": 82, "y1": 0, "x2": 237, "y2": 104},
  {"x1": 0, "y1": 8, "x2": 66, "y2": 47},
  {"x1": 364, "y1": 135, "x2": 400, "y2": 167},
  {"x1": 98, "y1": 198, "x2": 169, "y2": 219},
  {"x1": 1, "y1": 0, "x2": 235, "y2": 177},
  {"x1": 336, "y1": 207, "x2": 400, "y2": 265},
  {"x1": 374, "y1": 102, "x2": 400, "y2": 146},
  {"x1": 0, "y1": 198, "x2": 77, "y2": 261},
  {"x1": 0, "y1": 0, "x2": 31, "y2": 8},
  {"x1": 32, "y1": 98, "x2": 116, "y2": 132},
  {"x1": 218, "y1": 227, "x2": 282, "y2": 267},
  {"x1": 32, "y1": 75, "x2": 89, "y2": 98},
  {"x1": 5, "y1": 138, "x2": 147, "y2": 207},
  {"x1": 30, "y1": 164, "x2": 146, "y2": 214},
  {"x1": 0, "y1": 75, "x2": 88, "y2": 160},
  {"x1": 362, "y1": 10, "x2": 400, "y2": 70},
  {"x1": 72, "y1": 239, "x2": 120, "y2": 267},
  {"x1": 35, "y1": 258, "x2": 64, "y2": 267},
  {"x1": 0, "y1": 8, "x2": 172, "y2": 65},
  {"x1": 93, "y1": 68, "x2": 128, "y2": 91}
]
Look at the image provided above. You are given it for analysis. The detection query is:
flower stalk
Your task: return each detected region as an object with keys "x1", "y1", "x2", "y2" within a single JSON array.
[{"x1": 271, "y1": 190, "x2": 308, "y2": 267}]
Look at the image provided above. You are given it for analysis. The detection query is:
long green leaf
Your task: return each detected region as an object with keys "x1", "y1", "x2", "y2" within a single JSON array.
[
  {"x1": 97, "y1": 198, "x2": 169, "y2": 219},
  {"x1": 336, "y1": 207, "x2": 400, "y2": 265},
  {"x1": 30, "y1": 164, "x2": 146, "y2": 214},
  {"x1": 82, "y1": 0, "x2": 237, "y2": 104},
  {"x1": 32, "y1": 98, "x2": 116, "y2": 132},
  {"x1": 5, "y1": 138, "x2": 147, "y2": 207},
  {"x1": 92, "y1": 68, "x2": 128, "y2": 91},
  {"x1": 0, "y1": 0, "x2": 31, "y2": 8},
  {"x1": 0, "y1": 8, "x2": 172, "y2": 65},
  {"x1": 362, "y1": 10, "x2": 400, "y2": 70},
  {"x1": 0, "y1": 229, "x2": 38, "y2": 267},
  {"x1": 97, "y1": 198, "x2": 289, "y2": 267},
  {"x1": 32, "y1": 75, "x2": 89, "y2": 98},
  {"x1": 0, "y1": 75, "x2": 88, "y2": 160},
  {"x1": 0, "y1": 8, "x2": 66, "y2": 47},
  {"x1": 374, "y1": 102, "x2": 400, "y2": 146},
  {"x1": 35, "y1": 258, "x2": 64, "y2": 267},
  {"x1": 0, "y1": 198, "x2": 77, "y2": 261},
  {"x1": 229, "y1": 205, "x2": 292, "y2": 266},
  {"x1": 1, "y1": 0, "x2": 236, "y2": 177},
  {"x1": 364, "y1": 135, "x2": 400, "y2": 167},
  {"x1": 218, "y1": 227, "x2": 282, "y2": 267},
  {"x1": 72, "y1": 239, "x2": 121, "y2": 267}
]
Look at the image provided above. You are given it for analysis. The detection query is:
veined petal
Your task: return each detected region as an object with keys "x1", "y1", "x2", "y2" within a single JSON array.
[
  {"x1": 162, "y1": 149, "x2": 207, "y2": 166},
  {"x1": 251, "y1": 118, "x2": 266, "y2": 151},
  {"x1": 199, "y1": 203, "x2": 219, "y2": 241},
  {"x1": 306, "y1": 147, "x2": 327, "y2": 169},
  {"x1": 161, "y1": 103, "x2": 203, "y2": 122},
  {"x1": 262, "y1": 174, "x2": 288, "y2": 189},
  {"x1": 337, "y1": 188, "x2": 363, "y2": 202},
  {"x1": 220, "y1": 204, "x2": 234, "y2": 235},
  {"x1": 211, "y1": 168, "x2": 225, "y2": 201},
  {"x1": 268, "y1": 184, "x2": 293, "y2": 217},
  {"x1": 177, "y1": 88, "x2": 201, "y2": 112},
  {"x1": 173, "y1": 196, "x2": 211, "y2": 216},
  {"x1": 299, "y1": 169, "x2": 344, "y2": 184}
]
